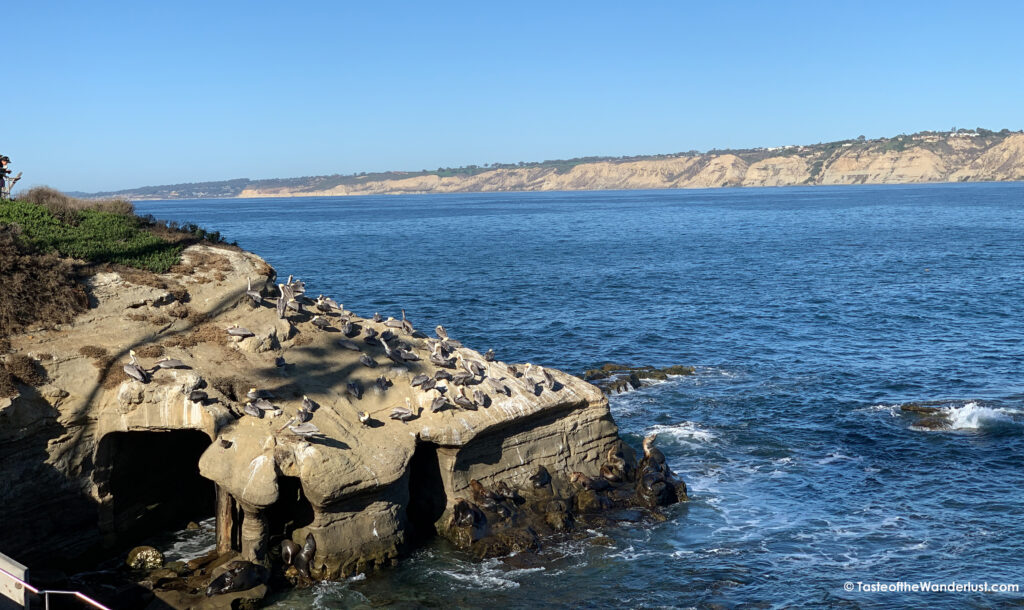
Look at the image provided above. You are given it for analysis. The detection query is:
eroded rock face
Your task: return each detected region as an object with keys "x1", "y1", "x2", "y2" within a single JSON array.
[{"x1": 0, "y1": 243, "x2": 686, "y2": 594}]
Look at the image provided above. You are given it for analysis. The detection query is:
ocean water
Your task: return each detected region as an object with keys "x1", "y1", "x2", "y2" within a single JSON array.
[{"x1": 136, "y1": 184, "x2": 1024, "y2": 608}]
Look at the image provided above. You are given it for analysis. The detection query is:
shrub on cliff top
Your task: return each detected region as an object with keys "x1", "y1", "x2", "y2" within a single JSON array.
[
  {"x1": 0, "y1": 225, "x2": 89, "y2": 336},
  {"x1": 0, "y1": 198, "x2": 182, "y2": 272},
  {"x1": 20, "y1": 186, "x2": 134, "y2": 223}
]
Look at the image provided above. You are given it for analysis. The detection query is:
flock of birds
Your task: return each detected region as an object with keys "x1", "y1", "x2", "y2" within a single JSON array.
[{"x1": 123, "y1": 275, "x2": 564, "y2": 442}]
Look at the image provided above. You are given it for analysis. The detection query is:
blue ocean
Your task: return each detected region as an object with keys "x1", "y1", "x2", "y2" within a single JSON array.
[{"x1": 136, "y1": 183, "x2": 1024, "y2": 608}]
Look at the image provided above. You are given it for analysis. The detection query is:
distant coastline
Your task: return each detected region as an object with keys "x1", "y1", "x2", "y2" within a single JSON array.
[{"x1": 73, "y1": 129, "x2": 1024, "y2": 200}]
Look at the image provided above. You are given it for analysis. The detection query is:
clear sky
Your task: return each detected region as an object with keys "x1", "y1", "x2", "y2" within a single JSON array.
[{"x1": 6, "y1": 1, "x2": 1024, "y2": 192}]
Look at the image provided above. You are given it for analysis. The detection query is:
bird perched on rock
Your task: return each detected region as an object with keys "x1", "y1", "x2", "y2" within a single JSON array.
[
  {"x1": 227, "y1": 325, "x2": 255, "y2": 338},
  {"x1": 346, "y1": 380, "x2": 364, "y2": 400},
  {"x1": 337, "y1": 339, "x2": 360, "y2": 351},
  {"x1": 373, "y1": 312, "x2": 383, "y2": 323},
  {"x1": 243, "y1": 402, "x2": 263, "y2": 418},
  {"x1": 123, "y1": 350, "x2": 149, "y2": 383},
  {"x1": 400, "y1": 309, "x2": 414, "y2": 334},
  {"x1": 484, "y1": 348, "x2": 495, "y2": 362},
  {"x1": 246, "y1": 278, "x2": 263, "y2": 305},
  {"x1": 286, "y1": 421, "x2": 321, "y2": 438},
  {"x1": 473, "y1": 389, "x2": 489, "y2": 408},
  {"x1": 429, "y1": 392, "x2": 448, "y2": 413},
  {"x1": 359, "y1": 353, "x2": 378, "y2": 368},
  {"x1": 435, "y1": 325, "x2": 449, "y2": 340},
  {"x1": 152, "y1": 357, "x2": 187, "y2": 370},
  {"x1": 341, "y1": 321, "x2": 359, "y2": 337},
  {"x1": 384, "y1": 317, "x2": 404, "y2": 329},
  {"x1": 434, "y1": 369, "x2": 454, "y2": 381},
  {"x1": 411, "y1": 374, "x2": 430, "y2": 387},
  {"x1": 453, "y1": 388, "x2": 477, "y2": 410},
  {"x1": 390, "y1": 400, "x2": 418, "y2": 422},
  {"x1": 311, "y1": 315, "x2": 332, "y2": 330},
  {"x1": 373, "y1": 376, "x2": 391, "y2": 393}
]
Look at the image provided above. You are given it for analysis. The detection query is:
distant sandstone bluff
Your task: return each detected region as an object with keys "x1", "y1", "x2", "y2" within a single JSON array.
[
  {"x1": 235, "y1": 132, "x2": 1024, "y2": 199},
  {"x1": 1, "y1": 245, "x2": 684, "y2": 606}
]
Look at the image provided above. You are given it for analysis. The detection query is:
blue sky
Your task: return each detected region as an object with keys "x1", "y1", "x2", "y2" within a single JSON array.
[{"x1": 6, "y1": 1, "x2": 1024, "y2": 192}]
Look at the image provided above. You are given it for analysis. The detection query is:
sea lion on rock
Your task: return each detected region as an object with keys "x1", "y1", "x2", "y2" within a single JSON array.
[
  {"x1": 205, "y1": 561, "x2": 268, "y2": 597},
  {"x1": 600, "y1": 446, "x2": 630, "y2": 483},
  {"x1": 281, "y1": 539, "x2": 301, "y2": 566},
  {"x1": 529, "y1": 465, "x2": 552, "y2": 488},
  {"x1": 469, "y1": 479, "x2": 503, "y2": 511},
  {"x1": 570, "y1": 471, "x2": 611, "y2": 492},
  {"x1": 451, "y1": 498, "x2": 487, "y2": 528}
]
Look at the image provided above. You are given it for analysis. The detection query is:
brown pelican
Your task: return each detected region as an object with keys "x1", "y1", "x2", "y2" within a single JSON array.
[
  {"x1": 435, "y1": 325, "x2": 449, "y2": 340},
  {"x1": 243, "y1": 402, "x2": 263, "y2": 418},
  {"x1": 411, "y1": 374, "x2": 430, "y2": 387},
  {"x1": 276, "y1": 283, "x2": 294, "y2": 319},
  {"x1": 364, "y1": 327, "x2": 378, "y2": 339},
  {"x1": 472, "y1": 389, "x2": 489, "y2": 408},
  {"x1": 373, "y1": 375, "x2": 391, "y2": 393},
  {"x1": 346, "y1": 380, "x2": 364, "y2": 400},
  {"x1": 153, "y1": 357, "x2": 187, "y2": 370},
  {"x1": 380, "y1": 338, "x2": 406, "y2": 364},
  {"x1": 458, "y1": 355, "x2": 484, "y2": 377},
  {"x1": 301, "y1": 395, "x2": 316, "y2": 412},
  {"x1": 358, "y1": 410, "x2": 371, "y2": 425},
  {"x1": 123, "y1": 350, "x2": 148, "y2": 383},
  {"x1": 453, "y1": 388, "x2": 477, "y2": 410},
  {"x1": 359, "y1": 353, "x2": 378, "y2": 368},
  {"x1": 311, "y1": 315, "x2": 332, "y2": 330},
  {"x1": 188, "y1": 390, "x2": 208, "y2": 402},
  {"x1": 389, "y1": 401, "x2": 418, "y2": 422},
  {"x1": 275, "y1": 356, "x2": 287, "y2": 367},
  {"x1": 450, "y1": 371, "x2": 474, "y2": 386},
  {"x1": 342, "y1": 321, "x2": 359, "y2": 337},
  {"x1": 541, "y1": 368, "x2": 557, "y2": 391},
  {"x1": 337, "y1": 339, "x2": 361, "y2": 351},
  {"x1": 384, "y1": 317, "x2": 404, "y2": 329},
  {"x1": 227, "y1": 325, "x2": 255, "y2": 338},
  {"x1": 484, "y1": 376, "x2": 511, "y2": 396},
  {"x1": 246, "y1": 278, "x2": 262, "y2": 305},
  {"x1": 380, "y1": 329, "x2": 398, "y2": 343},
  {"x1": 429, "y1": 393, "x2": 448, "y2": 413},
  {"x1": 508, "y1": 364, "x2": 522, "y2": 378},
  {"x1": 253, "y1": 397, "x2": 278, "y2": 413},
  {"x1": 400, "y1": 309, "x2": 414, "y2": 334},
  {"x1": 396, "y1": 346, "x2": 420, "y2": 361},
  {"x1": 484, "y1": 349, "x2": 495, "y2": 362},
  {"x1": 430, "y1": 344, "x2": 456, "y2": 368},
  {"x1": 286, "y1": 275, "x2": 306, "y2": 295},
  {"x1": 434, "y1": 369, "x2": 454, "y2": 381},
  {"x1": 287, "y1": 422, "x2": 321, "y2": 438},
  {"x1": 373, "y1": 312, "x2": 383, "y2": 323}
]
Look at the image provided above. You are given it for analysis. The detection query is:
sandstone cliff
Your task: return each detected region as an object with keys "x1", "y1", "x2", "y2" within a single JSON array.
[{"x1": 0, "y1": 244, "x2": 638, "y2": 585}]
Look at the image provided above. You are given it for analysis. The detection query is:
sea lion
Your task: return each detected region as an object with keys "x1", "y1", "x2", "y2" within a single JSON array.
[
  {"x1": 570, "y1": 471, "x2": 611, "y2": 491},
  {"x1": 640, "y1": 433, "x2": 669, "y2": 476},
  {"x1": 205, "y1": 561, "x2": 268, "y2": 597},
  {"x1": 600, "y1": 446, "x2": 629, "y2": 483},
  {"x1": 529, "y1": 465, "x2": 552, "y2": 488},
  {"x1": 281, "y1": 539, "x2": 301, "y2": 566},
  {"x1": 291, "y1": 533, "x2": 317, "y2": 578},
  {"x1": 451, "y1": 498, "x2": 486, "y2": 528},
  {"x1": 469, "y1": 479, "x2": 502, "y2": 510}
]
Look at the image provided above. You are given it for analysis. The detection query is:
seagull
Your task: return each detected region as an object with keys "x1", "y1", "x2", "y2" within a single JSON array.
[{"x1": 246, "y1": 278, "x2": 263, "y2": 305}]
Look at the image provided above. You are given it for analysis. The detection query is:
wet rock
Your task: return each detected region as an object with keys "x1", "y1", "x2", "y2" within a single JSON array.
[{"x1": 126, "y1": 545, "x2": 164, "y2": 570}]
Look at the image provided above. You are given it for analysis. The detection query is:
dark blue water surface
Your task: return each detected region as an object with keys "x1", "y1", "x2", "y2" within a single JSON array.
[{"x1": 137, "y1": 184, "x2": 1024, "y2": 608}]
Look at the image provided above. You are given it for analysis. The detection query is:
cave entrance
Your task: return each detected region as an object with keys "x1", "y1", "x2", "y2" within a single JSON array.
[
  {"x1": 406, "y1": 441, "x2": 447, "y2": 544},
  {"x1": 266, "y1": 476, "x2": 315, "y2": 550},
  {"x1": 99, "y1": 430, "x2": 214, "y2": 546}
]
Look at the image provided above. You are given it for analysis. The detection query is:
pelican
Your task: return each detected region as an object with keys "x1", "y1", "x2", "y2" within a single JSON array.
[
  {"x1": 346, "y1": 380, "x2": 364, "y2": 400},
  {"x1": 227, "y1": 325, "x2": 255, "y2": 337},
  {"x1": 395, "y1": 345, "x2": 420, "y2": 361},
  {"x1": 287, "y1": 422, "x2": 321, "y2": 438},
  {"x1": 301, "y1": 395, "x2": 316, "y2": 412},
  {"x1": 420, "y1": 377, "x2": 437, "y2": 392},
  {"x1": 389, "y1": 400, "x2": 418, "y2": 422},
  {"x1": 429, "y1": 393, "x2": 448, "y2": 413},
  {"x1": 373, "y1": 312, "x2": 383, "y2": 323},
  {"x1": 275, "y1": 356, "x2": 287, "y2": 367},
  {"x1": 286, "y1": 275, "x2": 305, "y2": 295},
  {"x1": 359, "y1": 354, "x2": 377, "y2": 368},
  {"x1": 541, "y1": 368, "x2": 556, "y2": 391},
  {"x1": 472, "y1": 389, "x2": 488, "y2": 408},
  {"x1": 243, "y1": 402, "x2": 263, "y2": 418},
  {"x1": 188, "y1": 390, "x2": 208, "y2": 402},
  {"x1": 384, "y1": 317, "x2": 404, "y2": 329},
  {"x1": 337, "y1": 339, "x2": 361, "y2": 351},
  {"x1": 342, "y1": 322, "x2": 359, "y2": 337},
  {"x1": 379, "y1": 329, "x2": 397, "y2": 343},
  {"x1": 276, "y1": 283, "x2": 294, "y2": 319},
  {"x1": 434, "y1": 369, "x2": 454, "y2": 381},
  {"x1": 123, "y1": 350, "x2": 148, "y2": 383},
  {"x1": 484, "y1": 349, "x2": 495, "y2": 362},
  {"x1": 246, "y1": 278, "x2": 262, "y2": 304},
  {"x1": 322, "y1": 296, "x2": 341, "y2": 310},
  {"x1": 357, "y1": 410, "x2": 371, "y2": 425},
  {"x1": 435, "y1": 325, "x2": 449, "y2": 340},
  {"x1": 450, "y1": 371, "x2": 474, "y2": 386},
  {"x1": 410, "y1": 374, "x2": 430, "y2": 387},
  {"x1": 400, "y1": 309, "x2": 414, "y2": 334},
  {"x1": 453, "y1": 388, "x2": 476, "y2": 410},
  {"x1": 458, "y1": 355, "x2": 484, "y2": 377},
  {"x1": 253, "y1": 397, "x2": 278, "y2": 413},
  {"x1": 153, "y1": 357, "x2": 187, "y2": 370},
  {"x1": 311, "y1": 315, "x2": 331, "y2": 330},
  {"x1": 373, "y1": 375, "x2": 391, "y2": 393},
  {"x1": 364, "y1": 327, "x2": 378, "y2": 339},
  {"x1": 484, "y1": 376, "x2": 511, "y2": 396}
]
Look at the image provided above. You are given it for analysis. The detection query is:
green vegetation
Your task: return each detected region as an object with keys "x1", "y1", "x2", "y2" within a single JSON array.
[{"x1": 0, "y1": 198, "x2": 182, "y2": 272}]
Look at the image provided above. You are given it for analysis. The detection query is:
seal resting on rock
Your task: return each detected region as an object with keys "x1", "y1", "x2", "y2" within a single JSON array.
[
  {"x1": 570, "y1": 471, "x2": 611, "y2": 491},
  {"x1": 529, "y1": 465, "x2": 552, "y2": 488},
  {"x1": 600, "y1": 446, "x2": 630, "y2": 483},
  {"x1": 205, "y1": 561, "x2": 268, "y2": 597},
  {"x1": 451, "y1": 498, "x2": 487, "y2": 528}
]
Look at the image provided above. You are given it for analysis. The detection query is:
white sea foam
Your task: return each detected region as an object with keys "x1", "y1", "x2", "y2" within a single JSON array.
[
  {"x1": 944, "y1": 402, "x2": 1015, "y2": 430},
  {"x1": 647, "y1": 421, "x2": 717, "y2": 444}
]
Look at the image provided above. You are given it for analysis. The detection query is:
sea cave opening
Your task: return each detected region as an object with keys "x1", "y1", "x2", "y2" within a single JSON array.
[
  {"x1": 406, "y1": 441, "x2": 447, "y2": 545},
  {"x1": 266, "y1": 475, "x2": 315, "y2": 550},
  {"x1": 98, "y1": 429, "x2": 215, "y2": 547}
]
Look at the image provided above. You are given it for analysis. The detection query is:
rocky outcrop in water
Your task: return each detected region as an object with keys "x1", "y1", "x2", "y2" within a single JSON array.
[{"x1": 0, "y1": 244, "x2": 685, "y2": 608}]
